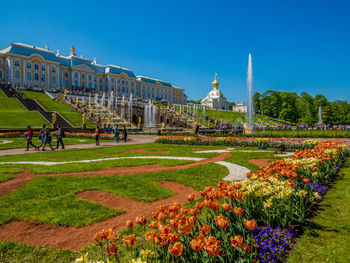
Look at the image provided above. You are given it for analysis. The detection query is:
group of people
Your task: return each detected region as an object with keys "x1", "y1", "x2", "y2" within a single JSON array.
[
  {"x1": 25, "y1": 124, "x2": 65, "y2": 151},
  {"x1": 94, "y1": 125, "x2": 128, "y2": 146}
]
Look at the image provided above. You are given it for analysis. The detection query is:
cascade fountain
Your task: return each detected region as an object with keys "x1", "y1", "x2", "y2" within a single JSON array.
[
  {"x1": 202, "y1": 106, "x2": 205, "y2": 117},
  {"x1": 121, "y1": 95, "x2": 125, "y2": 118},
  {"x1": 101, "y1": 92, "x2": 106, "y2": 108},
  {"x1": 245, "y1": 53, "x2": 254, "y2": 134},
  {"x1": 129, "y1": 94, "x2": 133, "y2": 122},
  {"x1": 115, "y1": 97, "x2": 118, "y2": 114},
  {"x1": 318, "y1": 106, "x2": 323, "y2": 124}
]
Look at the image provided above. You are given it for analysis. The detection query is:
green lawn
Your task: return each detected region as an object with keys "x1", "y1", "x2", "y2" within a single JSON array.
[
  {"x1": 0, "y1": 91, "x2": 49, "y2": 128},
  {"x1": 288, "y1": 159, "x2": 350, "y2": 263},
  {"x1": 22, "y1": 90, "x2": 95, "y2": 128},
  {"x1": 0, "y1": 137, "x2": 111, "y2": 150}
]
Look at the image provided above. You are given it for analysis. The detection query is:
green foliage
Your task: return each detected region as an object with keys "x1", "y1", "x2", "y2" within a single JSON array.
[{"x1": 254, "y1": 90, "x2": 350, "y2": 125}]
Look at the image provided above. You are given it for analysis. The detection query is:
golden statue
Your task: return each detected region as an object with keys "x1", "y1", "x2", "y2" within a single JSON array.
[
  {"x1": 107, "y1": 116, "x2": 111, "y2": 125},
  {"x1": 139, "y1": 116, "x2": 142, "y2": 128},
  {"x1": 52, "y1": 112, "x2": 57, "y2": 126},
  {"x1": 193, "y1": 121, "x2": 197, "y2": 131},
  {"x1": 212, "y1": 72, "x2": 219, "y2": 90},
  {"x1": 82, "y1": 113, "x2": 86, "y2": 125},
  {"x1": 102, "y1": 114, "x2": 106, "y2": 125},
  {"x1": 70, "y1": 46, "x2": 76, "y2": 56},
  {"x1": 243, "y1": 123, "x2": 253, "y2": 135},
  {"x1": 161, "y1": 122, "x2": 165, "y2": 130},
  {"x1": 64, "y1": 89, "x2": 67, "y2": 98},
  {"x1": 90, "y1": 107, "x2": 94, "y2": 115}
]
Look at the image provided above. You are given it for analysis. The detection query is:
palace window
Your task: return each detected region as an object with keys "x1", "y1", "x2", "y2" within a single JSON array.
[
  {"x1": 41, "y1": 74, "x2": 46, "y2": 82},
  {"x1": 34, "y1": 73, "x2": 39, "y2": 81},
  {"x1": 64, "y1": 72, "x2": 69, "y2": 77},
  {"x1": 15, "y1": 70, "x2": 20, "y2": 79},
  {"x1": 26, "y1": 72, "x2": 32, "y2": 80},
  {"x1": 52, "y1": 67, "x2": 56, "y2": 73},
  {"x1": 88, "y1": 75, "x2": 92, "y2": 81},
  {"x1": 0, "y1": 70, "x2": 2, "y2": 79},
  {"x1": 64, "y1": 79, "x2": 68, "y2": 87},
  {"x1": 52, "y1": 75, "x2": 56, "y2": 84},
  {"x1": 74, "y1": 81, "x2": 78, "y2": 87},
  {"x1": 34, "y1": 64, "x2": 39, "y2": 70},
  {"x1": 82, "y1": 74, "x2": 85, "y2": 79},
  {"x1": 74, "y1": 73, "x2": 78, "y2": 79},
  {"x1": 27, "y1": 63, "x2": 31, "y2": 69},
  {"x1": 82, "y1": 81, "x2": 85, "y2": 88},
  {"x1": 88, "y1": 83, "x2": 92, "y2": 89},
  {"x1": 41, "y1": 65, "x2": 46, "y2": 71},
  {"x1": 0, "y1": 60, "x2": 3, "y2": 66},
  {"x1": 14, "y1": 61, "x2": 20, "y2": 67}
]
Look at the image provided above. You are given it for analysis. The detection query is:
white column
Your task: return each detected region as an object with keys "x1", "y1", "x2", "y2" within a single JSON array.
[{"x1": 8, "y1": 57, "x2": 13, "y2": 82}]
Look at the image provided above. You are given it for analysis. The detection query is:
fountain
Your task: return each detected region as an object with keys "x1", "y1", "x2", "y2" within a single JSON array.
[
  {"x1": 144, "y1": 99, "x2": 156, "y2": 127},
  {"x1": 318, "y1": 106, "x2": 323, "y2": 124},
  {"x1": 129, "y1": 93, "x2": 133, "y2": 122},
  {"x1": 245, "y1": 53, "x2": 254, "y2": 134}
]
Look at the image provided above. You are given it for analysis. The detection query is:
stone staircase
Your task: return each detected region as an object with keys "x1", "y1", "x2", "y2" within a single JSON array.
[{"x1": 0, "y1": 87, "x2": 73, "y2": 128}]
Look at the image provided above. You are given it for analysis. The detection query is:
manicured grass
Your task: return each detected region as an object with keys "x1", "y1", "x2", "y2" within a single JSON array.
[
  {"x1": 254, "y1": 129, "x2": 350, "y2": 138},
  {"x1": 0, "y1": 167, "x2": 23, "y2": 182},
  {"x1": 0, "y1": 137, "x2": 111, "y2": 150},
  {"x1": 0, "y1": 91, "x2": 49, "y2": 128},
  {"x1": 287, "y1": 159, "x2": 350, "y2": 263},
  {"x1": 22, "y1": 90, "x2": 95, "y2": 128}
]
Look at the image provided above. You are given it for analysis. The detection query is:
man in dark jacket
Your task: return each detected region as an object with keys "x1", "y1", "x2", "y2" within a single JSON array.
[{"x1": 56, "y1": 124, "x2": 65, "y2": 149}]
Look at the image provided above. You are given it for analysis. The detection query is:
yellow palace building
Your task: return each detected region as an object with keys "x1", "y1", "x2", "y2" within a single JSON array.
[{"x1": 0, "y1": 43, "x2": 187, "y2": 104}]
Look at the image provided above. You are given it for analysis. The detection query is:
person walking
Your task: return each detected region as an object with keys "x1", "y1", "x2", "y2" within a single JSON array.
[
  {"x1": 42, "y1": 127, "x2": 55, "y2": 151},
  {"x1": 56, "y1": 124, "x2": 65, "y2": 149},
  {"x1": 122, "y1": 125, "x2": 127, "y2": 143},
  {"x1": 113, "y1": 126, "x2": 119, "y2": 142},
  {"x1": 25, "y1": 126, "x2": 39, "y2": 151},
  {"x1": 95, "y1": 125, "x2": 100, "y2": 146}
]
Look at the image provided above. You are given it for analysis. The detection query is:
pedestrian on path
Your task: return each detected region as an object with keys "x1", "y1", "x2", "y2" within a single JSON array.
[
  {"x1": 37, "y1": 124, "x2": 46, "y2": 149},
  {"x1": 42, "y1": 127, "x2": 55, "y2": 151},
  {"x1": 95, "y1": 125, "x2": 100, "y2": 146},
  {"x1": 25, "y1": 126, "x2": 39, "y2": 151},
  {"x1": 122, "y1": 125, "x2": 127, "y2": 142},
  {"x1": 56, "y1": 124, "x2": 65, "y2": 149},
  {"x1": 113, "y1": 126, "x2": 119, "y2": 142}
]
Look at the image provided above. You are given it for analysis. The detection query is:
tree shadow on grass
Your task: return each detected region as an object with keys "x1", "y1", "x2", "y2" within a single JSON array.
[{"x1": 308, "y1": 221, "x2": 340, "y2": 238}]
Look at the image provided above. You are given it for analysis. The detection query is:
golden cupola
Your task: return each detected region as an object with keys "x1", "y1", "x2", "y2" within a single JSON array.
[
  {"x1": 212, "y1": 72, "x2": 219, "y2": 89},
  {"x1": 70, "y1": 46, "x2": 76, "y2": 56}
]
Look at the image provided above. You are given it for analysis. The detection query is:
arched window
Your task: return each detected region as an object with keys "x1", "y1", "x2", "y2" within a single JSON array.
[
  {"x1": 74, "y1": 73, "x2": 78, "y2": 79},
  {"x1": 88, "y1": 75, "x2": 92, "y2": 81},
  {"x1": 27, "y1": 63, "x2": 31, "y2": 69},
  {"x1": 82, "y1": 74, "x2": 85, "y2": 79},
  {"x1": 51, "y1": 67, "x2": 56, "y2": 73},
  {"x1": 34, "y1": 64, "x2": 39, "y2": 70},
  {"x1": 41, "y1": 74, "x2": 46, "y2": 82},
  {"x1": 64, "y1": 72, "x2": 69, "y2": 77},
  {"x1": 14, "y1": 70, "x2": 20, "y2": 79},
  {"x1": 14, "y1": 61, "x2": 20, "y2": 67},
  {"x1": 52, "y1": 75, "x2": 56, "y2": 84},
  {"x1": 34, "y1": 73, "x2": 39, "y2": 81},
  {"x1": 41, "y1": 65, "x2": 46, "y2": 71},
  {"x1": 26, "y1": 72, "x2": 32, "y2": 80}
]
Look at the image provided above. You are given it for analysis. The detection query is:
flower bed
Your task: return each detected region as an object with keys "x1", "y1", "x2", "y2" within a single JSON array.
[
  {"x1": 155, "y1": 136, "x2": 320, "y2": 149},
  {"x1": 77, "y1": 140, "x2": 348, "y2": 263}
]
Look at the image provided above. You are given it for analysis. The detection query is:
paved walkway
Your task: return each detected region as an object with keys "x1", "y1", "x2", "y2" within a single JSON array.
[{"x1": 0, "y1": 135, "x2": 156, "y2": 156}]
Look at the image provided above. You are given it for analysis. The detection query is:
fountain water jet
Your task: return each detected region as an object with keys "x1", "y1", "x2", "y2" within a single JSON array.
[{"x1": 245, "y1": 53, "x2": 254, "y2": 133}]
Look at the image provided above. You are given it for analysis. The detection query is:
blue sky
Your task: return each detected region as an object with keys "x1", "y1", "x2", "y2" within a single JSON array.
[{"x1": 0, "y1": 0, "x2": 349, "y2": 102}]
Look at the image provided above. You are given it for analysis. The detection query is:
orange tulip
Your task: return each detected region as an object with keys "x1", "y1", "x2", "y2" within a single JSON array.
[
  {"x1": 123, "y1": 234, "x2": 135, "y2": 247},
  {"x1": 189, "y1": 208, "x2": 198, "y2": 216},
  {"x1": 241, "y1": 243, "x2": 250, "y2": 253},
  {"x1": 187, "y1": 193, "x2": 196, "y2": 201},
  {"x1": 169, "y1": 242, "x2": 183, "y2": 257},
  {"x1": 158, "y1": 212, "x2": 169, "y2": 221},
  {"x1": 190, "y1": 236, "x2": 205, "y2": 251},
  {"x1": 145, "y1": 231, "x2": 157, "y2": 242},
  {"x1": 106, "y1": 243, "x2": 118, "y2": 255},
  {"x1": 221, "y1": 203, "x2": 232, "y2": 211},
  {"x1": 178, "y1": 223, "x2": 192, "y2": 235},
  {"x1": 126, "y1": 220, "x2": 134, "y2": 228},
  {"x1": 169, "y1": 219, "x2": 179, "y2": 229},
  {"x1": 199, "y1": 224, "x2": 211, "y2": 235},
  {"x1": 158, "y1": 225, "x2": 171, "y2": 235},
  {"x1": 168, "y1": 232, "x2": 179, "y2": 242},
  {"x1": 210, "y1": 202, "x2": 220, "y2": 211},
  {"x1": 135, "y1": 216, "x2": 147, "y2": 225},
  {"x1": 215, "y1": 214, "x2": 229, "y2": 229},
  {"x1": 195, "y1": 202, "x2": 205, "y2": 210},
  {"x1": 233, "y1": 207, "x2": 244, "y2": 216},
  {"x1": 244, "y1": 219, "x2": 257, "y2": 231},
  {"x1": 230, "y1": 235, "x2": 244, "y2": 247},
  {"x1": 302, "y1": 178, "x2": 310, "y2": 183},
  {"x1": 204, "y1": 244, "x2": 220, "y2": 257},
  {"x1": 188, "y1": 216, "x2": 197, "y2": 226},
  {"x1": 150, "y1": 220, "x2": 160, "y2": 229}
]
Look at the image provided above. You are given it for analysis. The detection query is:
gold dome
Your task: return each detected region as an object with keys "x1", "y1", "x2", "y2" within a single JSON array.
[
  {"x1": 70, "y1": 46, "x2": 76, "y2": 56},
  {"x1": 212, "y1": 72, "x2": 219, "y2": 89}
]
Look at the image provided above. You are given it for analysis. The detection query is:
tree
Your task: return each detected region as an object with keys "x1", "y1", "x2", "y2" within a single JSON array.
[{"x1": 253, "y1": 92, "x2": 261, "y2": 113}]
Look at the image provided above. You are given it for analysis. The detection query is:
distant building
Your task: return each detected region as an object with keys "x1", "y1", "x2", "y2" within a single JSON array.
[
  {"x1": 232, "y1": 103, "x2": 247, "y2": 113},
  {"x1": 201, "y1": 73, "x2": 229, "y2": 110},
  {"x1": 0, "y1": 43, "x2": 187, "y2": 104}
]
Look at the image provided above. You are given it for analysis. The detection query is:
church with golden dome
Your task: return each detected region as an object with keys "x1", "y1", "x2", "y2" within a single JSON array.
[{"x1": 201, "y1": 73, "x2": 229, "y2": 110}]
